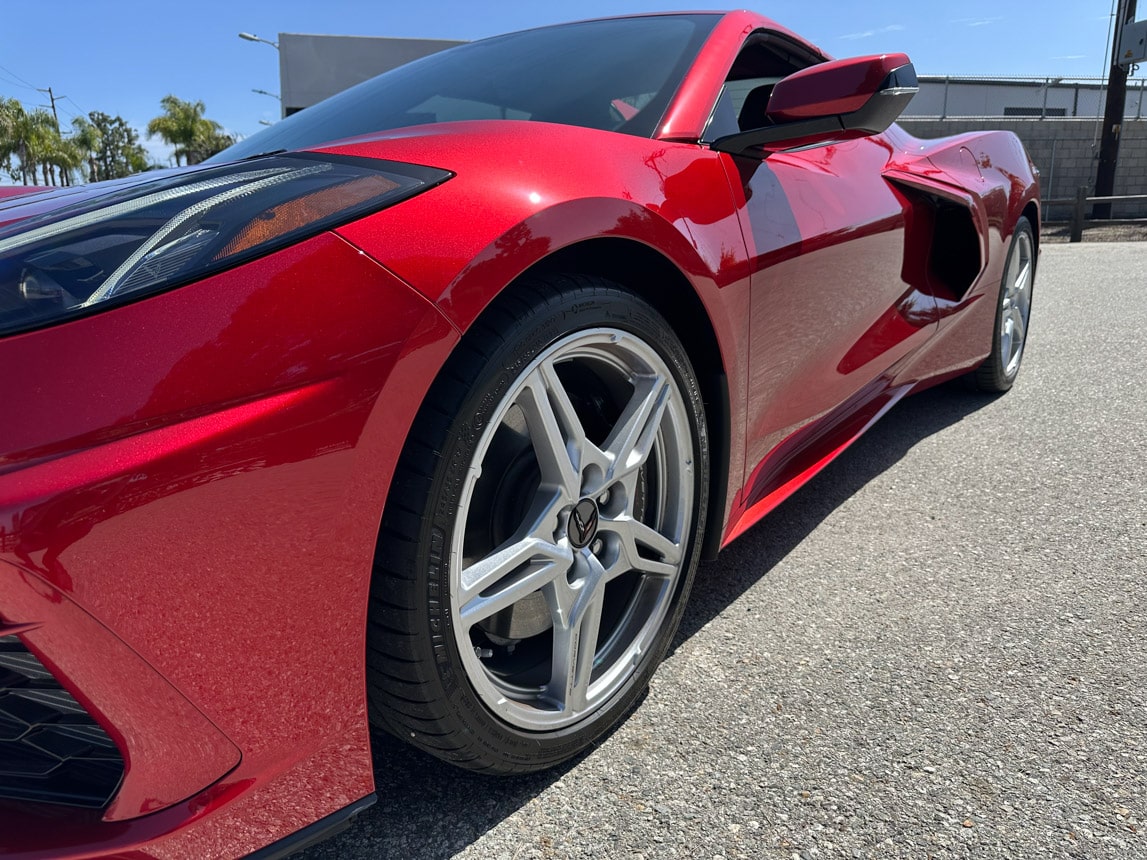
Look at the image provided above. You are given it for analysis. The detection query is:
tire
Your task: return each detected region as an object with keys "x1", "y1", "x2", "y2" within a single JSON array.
[
  {"x1": 367, "y1": 275, "x2": 710, "y2": 773},
  {"x1": 973, "y1": 217, "x2": 1036, "y2": 392}
]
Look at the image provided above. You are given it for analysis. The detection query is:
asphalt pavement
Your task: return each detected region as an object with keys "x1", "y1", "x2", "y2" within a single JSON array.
[{"x1": 301, "y1": 242, "x2": 1146, "y2": 859}]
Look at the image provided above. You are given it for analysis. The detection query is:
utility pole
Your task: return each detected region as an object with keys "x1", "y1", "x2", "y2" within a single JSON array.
[
  {"x1": 36, "y1": 86, "x2": 64, "y2": 134},
  {"x1": 1095, "y1": 0, "x2": 1138, "y2": 219}
]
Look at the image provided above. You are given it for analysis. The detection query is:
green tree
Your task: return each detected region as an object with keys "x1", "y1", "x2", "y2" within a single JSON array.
[
  {"x1": 0, "y1": 102, "x2": 62, "y2": 185},
  {"x1": 70, "y1": 115, "x2": 103, "y2": 182},
  {"x1": 88, "y1": 111, "x2": 150, "y2": 180},
  {"x1": 0, "y1": 97, "x2": 21, "y2": 180},
  {"x1": 44, "y1": 128, "x2": 85, "y2": 186},
  {"x1": 185, "y1": 128, "x2": 237, "y2": 164},
  {"x1": 4, "y1": 102, "x2": 159, "y2": 185},
  {"x1": 147, "y1": 95, "x2": 235, "y2": 166},
  {"x1": 2, "y1": 98, "x2": 36, "y2": 184},
  {"x1": 0, "y1": 100, "x2": 90, "y2": 186}
]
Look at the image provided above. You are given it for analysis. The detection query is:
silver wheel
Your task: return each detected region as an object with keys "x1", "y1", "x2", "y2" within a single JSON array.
[
  {"x1": 999, "y1": 226, "x2": 1034, "y2": 380},
  {"x1": 973, "y1": 217, "x2": 1036, "y2": 392},
  {"x1": 369, "y1": 279, "x2": 707, "y2": 772},
  {"x1": 451, "y1": 328, "x2": 695, "y2": 731}
]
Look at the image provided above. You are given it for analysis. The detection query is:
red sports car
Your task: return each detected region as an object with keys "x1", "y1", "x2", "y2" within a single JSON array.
[{"x1": 0, "y1": 11, "x2": 1037, "y2": 858}]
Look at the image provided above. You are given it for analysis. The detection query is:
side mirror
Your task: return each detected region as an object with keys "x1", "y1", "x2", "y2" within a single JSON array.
[{"x1": 711, "y1": 53, "x2": 918, "y2": 158}]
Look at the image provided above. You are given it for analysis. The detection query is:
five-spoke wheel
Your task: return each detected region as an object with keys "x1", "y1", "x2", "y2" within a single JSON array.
[
  {"x1": 454, "y1": 328, "x2": 695, "y2": 730},
  {"x1": 368, "y1": 277, "x2": 708, "y2": 772}
]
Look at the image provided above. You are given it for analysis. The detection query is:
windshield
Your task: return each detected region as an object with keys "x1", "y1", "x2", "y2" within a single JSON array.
[{"x1": 213, "y1": 14, "x2": 719, "y2": 161}]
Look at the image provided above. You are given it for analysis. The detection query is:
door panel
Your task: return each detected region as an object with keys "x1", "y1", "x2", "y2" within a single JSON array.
[{"x1": 731, "y1": 135, "x2": 937, "y2": 517}]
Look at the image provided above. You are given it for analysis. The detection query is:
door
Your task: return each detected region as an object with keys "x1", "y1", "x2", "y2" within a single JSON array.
[{"x1": 705, "y1": 34, "x2": 938, "y2": 528}]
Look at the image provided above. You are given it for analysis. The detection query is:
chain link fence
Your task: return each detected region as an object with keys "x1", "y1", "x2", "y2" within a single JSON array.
[{"x1": 904, "y1": 75, "x2": 1147, "y2": 120}]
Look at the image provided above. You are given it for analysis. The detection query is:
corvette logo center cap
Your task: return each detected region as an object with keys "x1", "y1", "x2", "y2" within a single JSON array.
[{"x1": 568, "y1": 498, "x2": 600, "y2": 550}]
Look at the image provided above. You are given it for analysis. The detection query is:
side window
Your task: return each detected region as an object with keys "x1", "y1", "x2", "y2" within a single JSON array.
[{"x1": 703, "y1": 34, "x2": 823, "y2": 141}]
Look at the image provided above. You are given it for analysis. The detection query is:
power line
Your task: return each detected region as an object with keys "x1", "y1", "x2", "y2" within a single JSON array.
[
  {"x1": 0, "y1": 62, "x2": 90, "y2": 125},
  {"x1": 63, "y1": 95, "x2": 88, "y2": 117},
  {"x1": 0, "y1": 62, "x2": 38, "y2": 91},
  {"x1": 0, "y1": 71, "x2": 34, "y2": 92}
]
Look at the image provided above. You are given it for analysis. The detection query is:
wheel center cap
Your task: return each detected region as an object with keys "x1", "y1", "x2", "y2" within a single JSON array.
[{"x1": 568, "y1": 498, "x2": 600, "y2": 550}]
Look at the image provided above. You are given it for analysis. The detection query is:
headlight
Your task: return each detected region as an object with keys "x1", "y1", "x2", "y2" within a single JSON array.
[{"x1": 0, "y1": 154, "x2": 451, "y2": 337}]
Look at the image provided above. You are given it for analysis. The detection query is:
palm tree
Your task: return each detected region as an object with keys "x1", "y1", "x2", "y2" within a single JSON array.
[
  {"x1": 49, "y1": 136, "x2": 85, "y2": 186},
  {"x1": 25, "y1": 110, "x2": 66, "y2": 186},
  {"x1": 0, "y1": 103, "x2": 60, "y2": 185},
  {"x1": 0, "y1": 97, "x2": 18, "y2": 178},
  {"x1": 147, "y1": 95, "x2": 233, "y2": 166},
  {"x1": 187, "y1": 129, "x2": 237, "y2": 164},
  {"x1": 1, "y1": 97, "x2": 35, "y2": 184},
  {"x1": 71, "y1": 115, "x2": 103, "y2": 182}
]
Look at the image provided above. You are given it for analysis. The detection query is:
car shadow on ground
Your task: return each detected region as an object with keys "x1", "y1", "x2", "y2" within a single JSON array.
[
  {"x1": 673, "y1": 382, "x2": 998, "y2": 647},
  {"x1": 301, "y1": 383, "x2": 999, "y2": 859}
]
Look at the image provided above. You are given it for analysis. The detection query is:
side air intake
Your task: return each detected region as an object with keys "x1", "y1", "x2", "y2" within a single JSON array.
[{"x1": 0, "y1": 634, "x2": 125, "y2": 809}]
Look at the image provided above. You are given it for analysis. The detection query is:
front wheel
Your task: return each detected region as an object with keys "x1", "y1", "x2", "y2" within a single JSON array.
[{"x1": 368, "y1": 276, "x2": 709, "y2": 773}]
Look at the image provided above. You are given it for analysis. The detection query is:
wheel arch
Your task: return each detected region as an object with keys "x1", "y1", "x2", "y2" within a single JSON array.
[
  {"x1": 1022, "y1": 200, "x2": 1040, "y2": 255},
  {"x1": 505, "y1": 237, "x2": 731, "y2": 561},
  {"x1": 365, "y1": 273, "x2": 722, "y2": 769}
]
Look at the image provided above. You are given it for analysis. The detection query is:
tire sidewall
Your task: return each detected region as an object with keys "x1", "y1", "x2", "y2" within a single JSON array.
[
  {"x1": 982, "y1": 217, "x2": 1035, "y2": 391},
  {"x1": 415, "y1": 285, "x2": 708, "y2": 768}
]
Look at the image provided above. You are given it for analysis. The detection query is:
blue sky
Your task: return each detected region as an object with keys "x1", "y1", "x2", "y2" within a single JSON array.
[{"x1": 0, "y1": 0, "x2": 1121, "y2": 167}]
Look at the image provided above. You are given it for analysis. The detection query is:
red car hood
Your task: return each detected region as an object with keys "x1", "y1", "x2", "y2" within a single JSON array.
[{"x1": 0, "y1": 185, "x2": 50, "y2": 200}]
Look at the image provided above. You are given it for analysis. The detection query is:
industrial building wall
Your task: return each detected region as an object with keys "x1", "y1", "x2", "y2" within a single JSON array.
[
  {"x1": 279, "y1": 34, "x2": 465, "y2": 116},
  {"x1": 898, "y1": 118, "x2": 1147, "y2": 219},
  {"x1": 906, "y1": 77, "x2": 1147, "y2": 120}
]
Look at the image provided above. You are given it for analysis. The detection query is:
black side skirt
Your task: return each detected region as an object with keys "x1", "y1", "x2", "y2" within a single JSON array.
[{"x1": 246, "y1": 794, "x2": 377, "y2": 860}]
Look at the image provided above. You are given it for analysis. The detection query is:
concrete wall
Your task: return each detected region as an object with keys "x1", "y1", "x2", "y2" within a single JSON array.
[{"x1": 898, "y1": 118, "x2": 1147, "y2": 219}]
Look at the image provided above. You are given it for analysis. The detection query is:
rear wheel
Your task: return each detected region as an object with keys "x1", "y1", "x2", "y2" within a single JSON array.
[
  {"x1": 973, "y1": 217, "x2": 1035, "y2": 392},
  {"x1": 368, "y1": 275, "x2": 709, "y2": 772}
]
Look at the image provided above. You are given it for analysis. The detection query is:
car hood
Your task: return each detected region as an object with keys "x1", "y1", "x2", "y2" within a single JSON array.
[{"x1": 0, "y1": 119, "x2": 636, "y2": 234}]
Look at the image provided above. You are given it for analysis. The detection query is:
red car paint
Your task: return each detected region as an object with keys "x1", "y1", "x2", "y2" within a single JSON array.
[
  {"x1": 767, "y1": 53, "x2": 912, "y2": 120},
  {"x1": 0, "y1": 11, "x2": 1037, "y2": 858}
]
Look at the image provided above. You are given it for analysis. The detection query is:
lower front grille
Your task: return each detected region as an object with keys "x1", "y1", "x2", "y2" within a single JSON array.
[{"x1": 0, "y1": 634, "x2": 125, "y2": 809}]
